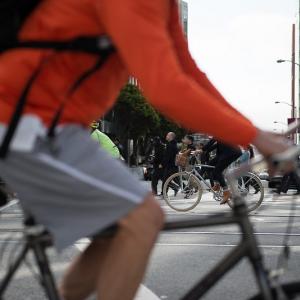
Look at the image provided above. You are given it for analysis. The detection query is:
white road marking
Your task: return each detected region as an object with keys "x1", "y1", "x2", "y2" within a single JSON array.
[
  {"x1": 0, "y1": 199, "x2": 18, "y2": 212},
  {"x1": 165, "y1": 212, "x2": 300, "y2": 217},
  {"x1": 155, "y1": 243, "x2": 300, "y2": 249},
  {"x1": 75, "y1": 240, "x2": 160, "y2": 300},
  {"x1": 160, "y1": 231, "x2": 300, "y2": 236},
  {"x1": 0, "y1": 261, "x2": 68, "y2": 279}
]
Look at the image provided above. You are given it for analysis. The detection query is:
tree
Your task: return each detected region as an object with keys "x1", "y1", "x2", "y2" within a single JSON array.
[
  {"x1": 114, "y1": 83, "x2": 186, "y2": 138},
  {"x1": 114, "y1": 83, "x2": 160, "y2": 140},
  {"x1": 155, "y1": 115, "x2": 186, "y2": 141},
  {"x1": 111, "y1": 83, "x2": 188, "y2": 164}
]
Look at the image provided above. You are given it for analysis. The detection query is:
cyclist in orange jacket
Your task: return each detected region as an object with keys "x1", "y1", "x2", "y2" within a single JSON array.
[{"x1": 0, "y1": 1, "x2": 289, "y2": 299}]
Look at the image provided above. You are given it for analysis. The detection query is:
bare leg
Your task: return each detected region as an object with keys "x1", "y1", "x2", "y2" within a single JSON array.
[
  {"x1": 59, "y1": 238, "x2": 112, "y2": 300},
  {"x1": 60, "y1": 194, "x2": 164, "y2": 300},
  {"x1": 96, "y1": 195, "x2": 164, "y2": 300}
]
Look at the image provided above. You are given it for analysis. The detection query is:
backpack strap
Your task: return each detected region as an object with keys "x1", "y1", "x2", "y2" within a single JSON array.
[
  {"x1": 0, "y1": 62, "x2": 44, "y2": 158},
  {"x1": 0, "y1": 36, "x2": 115, "y2": 159},
  {"x1": 47, "y1": 47, "x2": 114, "y2": 138},
  {"x1": 0, "y1": 36, "x2": 114, "y2": 55}
]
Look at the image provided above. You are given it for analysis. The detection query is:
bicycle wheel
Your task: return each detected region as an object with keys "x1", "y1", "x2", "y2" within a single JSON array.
[
  {"x1": 227, "y1": 172, "x2": 264, "y2": 213},
  {"x1": 163, "y1": 172, "x2": 203, "y2": 212},
  {"x1": 249, "y1": 281, "x2": 300, "y2": 299}
]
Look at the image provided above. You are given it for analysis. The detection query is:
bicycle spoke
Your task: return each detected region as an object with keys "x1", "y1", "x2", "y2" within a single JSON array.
[
  {"x1": 163, "y1": 172, "x2": 203, "y2": 212},
  {"x1": 229, "y1": 173, "x2": 264, "y2": 213}
]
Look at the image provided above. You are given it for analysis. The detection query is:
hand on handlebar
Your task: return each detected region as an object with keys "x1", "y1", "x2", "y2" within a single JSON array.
[
  {"x1": 252, "y1": 129, "x2": 294, "y2": 174},
  {"x1": 191, "y1": 150, "x2": 202, "y2": 156}
]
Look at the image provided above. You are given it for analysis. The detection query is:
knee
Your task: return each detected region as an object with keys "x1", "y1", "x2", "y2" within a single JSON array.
[
  {"x1": 143, "y1": 194, "x2": 165, "y2": 229},
  {"x1": 119, "y1": 194, "x2": 165, "y2": 241}
]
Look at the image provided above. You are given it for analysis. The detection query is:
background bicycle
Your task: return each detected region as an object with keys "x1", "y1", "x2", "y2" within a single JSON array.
[{"x1": 163, "y1": 154, "x2": 264, "y2": 212}]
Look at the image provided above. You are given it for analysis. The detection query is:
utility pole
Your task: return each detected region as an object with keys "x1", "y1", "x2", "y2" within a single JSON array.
[
  {"x1": 291, "y1": 23, "x2": 296, "y2": 142},
  {"x1": 298, "y1": 0, "x2": 300, "y2": 142},
  {"x1": 292, "y1": 24, "x2": 296, "y2": 120}
]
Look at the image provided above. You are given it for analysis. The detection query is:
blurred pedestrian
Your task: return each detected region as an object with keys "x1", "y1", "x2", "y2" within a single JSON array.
[
  {"x1": 175, "y1": 135, "x2": 197, "y2": 168},
  {"x1": 276, "y1": 170, "x2": 300, "y2": 195},
  {"x1": 181, "y1": 135, "x2": 196, "y2": 152},
  {"x1": 162, "y1": 132, "x2": 179, "y2": 194},
  {"x1": 151, "y1": 136, "x2": 165, "y2": 196},
  {"x1": 248, "y1": 145, "x2": 255, "y2": 159},
  {"x1": 90, "y1": 120, "x2": 121, "y2": 159},
  {"x1": 114, "y1": 137, "x2": 125, "y2": 158}
]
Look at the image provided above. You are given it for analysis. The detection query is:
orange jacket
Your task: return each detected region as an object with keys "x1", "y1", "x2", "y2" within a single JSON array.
[{"x1": 0, "y1": 0, "x2": 257, "y2": 146}]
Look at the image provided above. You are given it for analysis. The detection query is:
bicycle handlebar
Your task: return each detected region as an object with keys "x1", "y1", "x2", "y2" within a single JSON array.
[{"x1": 226, "y1": 121, "x2": 300, "y2": 194}]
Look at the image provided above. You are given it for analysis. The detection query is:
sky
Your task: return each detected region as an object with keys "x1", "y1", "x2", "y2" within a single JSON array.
[{"x1": 185, "y1": 0, "x2": 299, "y2": 132}]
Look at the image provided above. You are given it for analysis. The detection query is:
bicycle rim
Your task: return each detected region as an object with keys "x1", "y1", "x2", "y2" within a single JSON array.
[
  {"x1": 163, "y1": 172, "x2": 203, "y2": 212},
  {"x1": 228, "y1": 172, "x2": 264, "y2": 213}
]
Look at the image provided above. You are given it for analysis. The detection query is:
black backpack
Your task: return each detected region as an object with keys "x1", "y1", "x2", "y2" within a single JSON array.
[
  {"x1": 0, "y1": 0, "x2": 41, "y2": 48},
  {"x1": 0, "y1": 0, "x2": 115, "y2": 158}
]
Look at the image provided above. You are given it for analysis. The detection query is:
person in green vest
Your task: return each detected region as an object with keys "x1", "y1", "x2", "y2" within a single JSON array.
[{"x1": 90, "y1": 120, "x2": 121, "y2": 159}]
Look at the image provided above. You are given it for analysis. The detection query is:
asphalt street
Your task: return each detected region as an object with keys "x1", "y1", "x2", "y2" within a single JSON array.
[{"x1": 0, "y1": 186, "x2": 300, "y2": 300}]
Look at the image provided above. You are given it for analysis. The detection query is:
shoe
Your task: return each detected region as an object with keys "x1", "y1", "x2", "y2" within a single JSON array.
[
  {"x1": 184, "y1": 189, "x2": 193, "y2": 199},
  {"x1": 220, "y1": 190, "x2": 231, "y2": 205},
  {"x1": 183, "y1": 188, "x2": 191, "y2": 193},
  {"x1": 212, "y1": 183, "x2": 220, "y2": 192}
]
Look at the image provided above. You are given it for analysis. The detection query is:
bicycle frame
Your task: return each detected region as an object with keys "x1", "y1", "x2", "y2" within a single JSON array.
[
  {"x1": 163, "y1": 192, "x2": 273, "y2": 300},
  {"x1": 177, "y1": 157, "x2": 220, "y2": 196},
  {"x1": 184, "y1": 159, "x2": 260, "y2": 200},
  {"x1": 192, "y1": 163, "x2": 219, "y2": 195},
  {"x1": 0, "y1": 217, "x2": 60, "y2": 300}
]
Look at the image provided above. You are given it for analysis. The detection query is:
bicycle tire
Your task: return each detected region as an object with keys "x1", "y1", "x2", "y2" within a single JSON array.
[
  {"x1": 163, "y1": 171, "x2": 203, "y2": 212},
  {"x1": 249, "y1": 281, "x2": 300, "y2": 299},
  {"x1": 227, "y1": 172, "x2": 264, "y2": 213}
]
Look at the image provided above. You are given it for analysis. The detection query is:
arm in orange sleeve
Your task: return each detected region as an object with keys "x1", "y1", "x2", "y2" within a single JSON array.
[
  {"x1": 168, "y1": 1, "x2": 246, "y2": 119},
  {"x1": 97, "y1": 0, "x2": 257, "y2": 146}
]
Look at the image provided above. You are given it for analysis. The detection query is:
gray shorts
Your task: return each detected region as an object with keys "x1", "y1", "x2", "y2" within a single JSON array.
[{"x1": 0, "y1": 126, "x2": 148, "y2": 251}]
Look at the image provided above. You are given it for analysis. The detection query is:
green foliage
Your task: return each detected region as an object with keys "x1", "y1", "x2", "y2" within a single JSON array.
[
  {"x1": 114, "y1": 83, "x2": 186, "y2": 140},
  {"x1": 156, "y1": 115, "x2": 187, "y2": 140},
  {"x1": 114, "y1": 84, "x2": 159, "y2": 139}
]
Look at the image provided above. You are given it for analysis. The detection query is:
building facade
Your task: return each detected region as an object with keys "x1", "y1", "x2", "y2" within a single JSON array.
[{"x1": 178, "y1": 0, "x2": 188, "y2": 38}]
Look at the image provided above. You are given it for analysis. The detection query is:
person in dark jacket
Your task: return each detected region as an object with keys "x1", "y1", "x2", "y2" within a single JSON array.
[
  {"x1": 180, "y1": 135, "x2": 197, "y2": 166},
  {"x1": 197, "y1": 145, "x2": 215, "y2": 188},
  {"x1": 151, "y1": 137, "x2": 165, "y2": 195},
  {"x1": 162, "y1": 132, "x2": 179, "y2": 194},
  {"x1": 276, "y1": 172, "x2": 300, "y2": 195},
  {"x1": 0, "y1": 178, "x2": 8, "y2": 207},
  {"x1": 248, "y1": 145, "x2": 255, "y2": 159},
  {"x1": 202, "y1": 138, "x2": 242, "y2": 204},
  {"x1": 276, "y1": 154, "x2": 300, "y2": 195}
]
